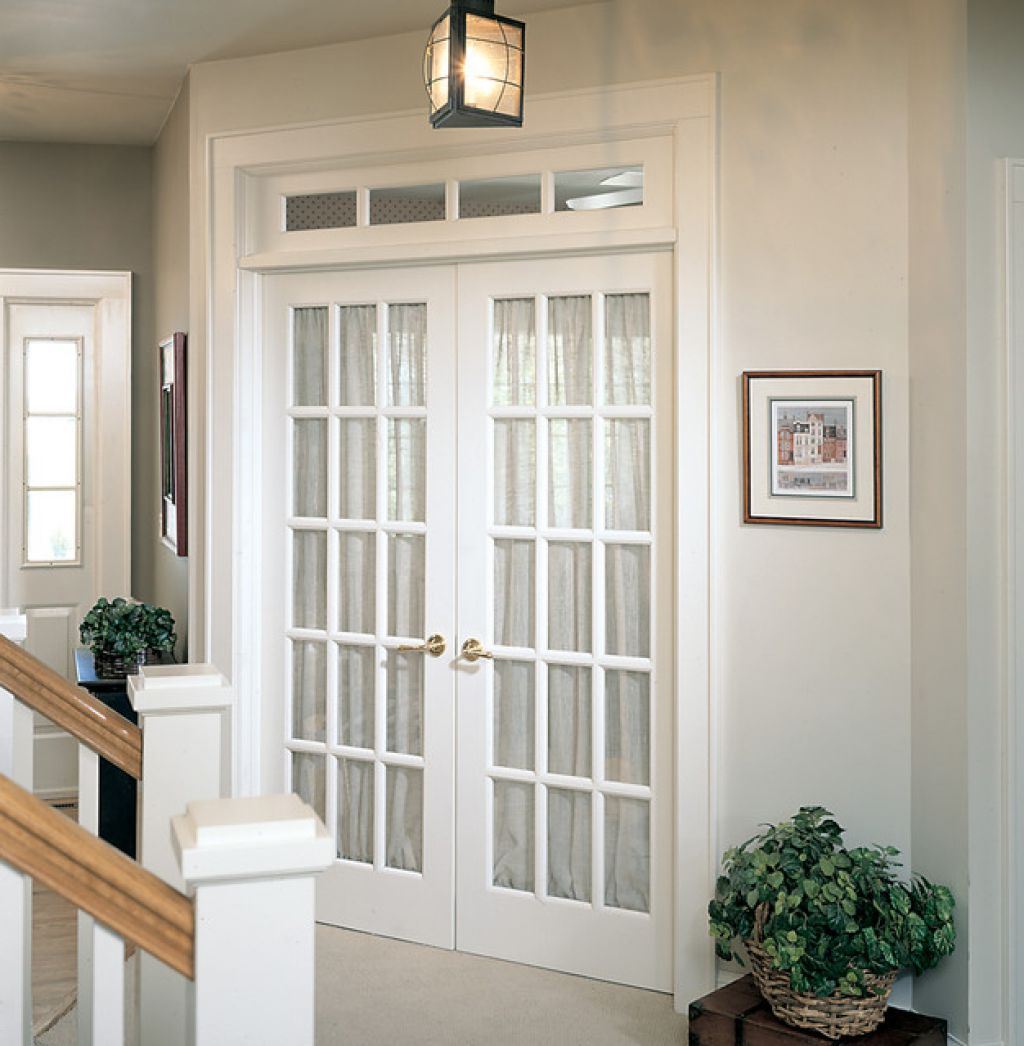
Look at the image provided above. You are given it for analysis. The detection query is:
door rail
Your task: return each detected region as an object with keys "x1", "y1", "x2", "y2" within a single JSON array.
[
  {"x1": 0, "y1": 772, "x2": 194, "y2": 978},
  {"x1": 0, "y1": 635, "x2": 142, "y2": 779}
]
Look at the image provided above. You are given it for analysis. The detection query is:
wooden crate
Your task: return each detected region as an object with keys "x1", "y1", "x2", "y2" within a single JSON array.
[{"x1": 688, "y1": 975, "x2": 947, "y2": 1045}]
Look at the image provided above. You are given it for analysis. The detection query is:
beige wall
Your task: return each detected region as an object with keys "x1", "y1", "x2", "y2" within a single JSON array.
[
  {"x1": 0, "y1": 142, "x2": 155, "y2": 609},
  {"x1": 178, "y1": 0, "x2": 1007, "y2": 1037},
  {"x1": 146, "y1": 82, "x2": 191, "y2": 652}
]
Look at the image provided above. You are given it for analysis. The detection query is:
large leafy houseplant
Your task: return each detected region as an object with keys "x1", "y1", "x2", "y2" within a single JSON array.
[
  {"x1": 708, "y1": 807, "x2": 955, "y2": 1002},
  {"x1": 79, "y1": 597, "x2": 177, "y2": 676}
]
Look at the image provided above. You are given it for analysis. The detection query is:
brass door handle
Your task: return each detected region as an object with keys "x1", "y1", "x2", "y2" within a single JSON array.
[
  {"x1": 397, "y1": 634, "x2": 446, "y2": 657},
  {"x1": 460, "y1": 638, "x2": 493, "y2": 663}
]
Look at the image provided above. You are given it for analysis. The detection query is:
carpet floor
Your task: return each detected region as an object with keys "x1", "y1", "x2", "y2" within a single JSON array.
[{"x1": 37, "y1": 924, "x2": 687, "y2": 1045}]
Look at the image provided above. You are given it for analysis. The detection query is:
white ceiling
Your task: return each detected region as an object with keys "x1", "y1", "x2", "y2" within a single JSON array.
[{"x1": 0, "y1": 0, "x2": 580, "y2": 145}]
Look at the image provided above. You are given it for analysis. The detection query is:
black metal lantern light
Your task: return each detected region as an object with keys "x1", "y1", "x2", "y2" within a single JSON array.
[{"x1": 423, "y1": 0, "x2": 525, "y2": 128}]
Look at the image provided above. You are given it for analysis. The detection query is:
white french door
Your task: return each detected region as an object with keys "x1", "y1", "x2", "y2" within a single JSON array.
[{"x1": 261, "y1": 252, "x2": 672, "y2": 988}]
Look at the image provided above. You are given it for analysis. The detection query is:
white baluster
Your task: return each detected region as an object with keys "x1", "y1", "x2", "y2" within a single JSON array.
[
  {"x1": 128, "y1": 665, "x2": 233, "y2": 1046},
  {"x1": 78, "y1": 745, "x2": 126, "y2": 1045},
  {"x1": 172, "y1": 794, "x2": 332, "y2": 1046},
  {"x1": 0, "y1": 608, "x2": 31, "y2": 1045}
]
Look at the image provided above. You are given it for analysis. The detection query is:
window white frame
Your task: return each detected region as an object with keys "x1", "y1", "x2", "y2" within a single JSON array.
[
  {"x1": 21, "y1": 335, "x2": 84, "y2": 567},
  {"x1": 0, "y1": 269, "x2": 132, "y2": 606},
  {"x1": 201, "y1": 77, "x2": 717, "y2": 1008},
  {"x1": 1007, "y1": 157, "x2": 1024, "y2": 1046}
]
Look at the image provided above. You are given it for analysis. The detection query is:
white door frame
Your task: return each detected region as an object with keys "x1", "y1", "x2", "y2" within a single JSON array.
[
  {"x1": 201, "y1": 77, "x2": 717, "y2": 1007},
  {"x1": 0, "y1": 269, "x2": 133, "y2": 793},
  {"x1": 1007, "y1": 158, "x2": 1024, "y2": 1046}
]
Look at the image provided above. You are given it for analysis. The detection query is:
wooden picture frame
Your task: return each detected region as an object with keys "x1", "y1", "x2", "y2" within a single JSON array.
[
  {"x1": 159, "y1": 332, "x2": 188, "y2": 555},
  {"x1": 742, "y1": 370, "x2": 882, "y2": 528}
]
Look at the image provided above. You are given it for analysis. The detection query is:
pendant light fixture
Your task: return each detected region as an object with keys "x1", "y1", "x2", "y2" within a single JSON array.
[{"x1": 423, "y1": 0, "x2": 525, "y2": 128}]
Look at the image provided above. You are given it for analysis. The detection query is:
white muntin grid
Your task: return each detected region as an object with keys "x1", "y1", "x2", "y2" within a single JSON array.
[
  {"x1": 484, "y1": 288, "x2": 656, "y2": 914},
  {"x1": 283, "y1": 298, "x2": 430, "y2": 875}
]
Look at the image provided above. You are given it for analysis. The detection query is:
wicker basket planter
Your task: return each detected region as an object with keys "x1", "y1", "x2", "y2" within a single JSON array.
[
  {"x1": 745, "y1": 907, "x2": 897, "y2": 1040},
  {"x1": 93, "y1": 649, "x2": 151, "y2": 680}
]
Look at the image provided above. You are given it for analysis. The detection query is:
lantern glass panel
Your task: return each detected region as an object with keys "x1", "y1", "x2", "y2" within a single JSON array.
[{"x1": 424, "y1": 14, "x2": 451, "y2": 113}]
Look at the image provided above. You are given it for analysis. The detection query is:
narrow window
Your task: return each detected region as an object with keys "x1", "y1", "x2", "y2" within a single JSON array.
[{"x1": 23, "y1": 338, "x2": 81, "y2": 564}]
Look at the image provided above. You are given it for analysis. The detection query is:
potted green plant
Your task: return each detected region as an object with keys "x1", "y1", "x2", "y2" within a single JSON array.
[
  {"x1": 79, "y1": 597, "x2": 177, "y2": 679},
  {"x1": 708, "y1": 806, "x2": 955, "y2": 1040}
]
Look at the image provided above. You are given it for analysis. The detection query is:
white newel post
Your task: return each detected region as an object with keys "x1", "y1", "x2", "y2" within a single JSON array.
[
  {"x1": 172, "y1": 795, "x2": 332, "y2": 1046},
  {"x1": 128, "y1": 665, "x2": 234, "y2": 1046},
  {"x1": 0, "y1": 609, "x2": 31, "y2": 1044}
]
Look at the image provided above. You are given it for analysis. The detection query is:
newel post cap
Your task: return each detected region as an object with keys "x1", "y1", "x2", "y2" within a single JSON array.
[
  {"x1": 0, "y1": 609, "x2": 27, "y2": 644},
  {"x1": 128, "y1": 663, "x2": 234, "y2": 714},
  {"x1": 172, "y1": 794, "x2": 333, "y2": 884}
]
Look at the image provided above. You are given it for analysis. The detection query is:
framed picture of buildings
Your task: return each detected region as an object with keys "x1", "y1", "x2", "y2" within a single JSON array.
[
  {"x1": 159, "y1": 332, "x2": 188, "y2": 555},
  {"x1": 742, "y1": 370, "x2": 882, "y2": 528}
]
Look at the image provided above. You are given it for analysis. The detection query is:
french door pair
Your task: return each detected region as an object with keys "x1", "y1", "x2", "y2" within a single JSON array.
[{"x1": 261, "y1": 253, "x2": 673, "y2": 989}]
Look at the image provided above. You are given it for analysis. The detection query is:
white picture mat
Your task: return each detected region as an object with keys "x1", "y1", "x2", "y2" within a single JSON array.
[{"x1": 748, "y1": 375, "x2": 877, "y2": 522}]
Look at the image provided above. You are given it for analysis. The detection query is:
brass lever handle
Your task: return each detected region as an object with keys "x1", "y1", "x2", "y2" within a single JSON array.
[
  {"x1": 397, "y1": 634, "x2": 446, "y2": 657},
  {"x1": 460, "y1": 638, "x2": 493, "y2": 663}
]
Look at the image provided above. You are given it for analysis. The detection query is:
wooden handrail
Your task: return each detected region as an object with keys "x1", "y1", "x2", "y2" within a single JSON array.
[
  {"x1": 0, "y1": 635, "x2": 142, "y2": 779},
  {"x1": 0, "y1": 773, "x2": 194, "y2": 978}
]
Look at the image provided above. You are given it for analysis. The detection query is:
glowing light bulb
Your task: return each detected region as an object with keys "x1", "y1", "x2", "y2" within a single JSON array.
[{"x1": 463, "y1": 42, "x2": 501, "y2": 107}]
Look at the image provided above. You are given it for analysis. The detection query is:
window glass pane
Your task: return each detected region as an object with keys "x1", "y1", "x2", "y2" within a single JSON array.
[
  {"x1": 339, "y1": 420, "x2": 377, "y2": 520},
  {"x1": 604, "y1": 419, "x2": 650, "y2": 531},
  {"x1": 292, "y1": 307, "x2": 328, "y2": 406},
  {"x1": 291, "y1": 752, "x2": 325, "y2": 823},
  {"x1": 339, "y1": 532, "x2": 376, "y2": 634},
  {"x1": 548, "y1": 542, "x2": 591, "y2": 653},
  {"x1": 292, "y1": 530, "x2": 327, "y2": 629},
  {"x1": 492, "y1": 298, "x2": 535, "y2": 407},
  {"x1": 460, "y1": 175, "x2": 541, "y2": 219},
  {"x1": 386, "y1": 304, "x2": 427, "y2": 406},
  {"x1": 494, "y1": 539, "x2": 534, "y2": 647},
  {"x1": 26, "y1": 490, "x2": 76, "y2": 563},
  {"x1": 605, "y1": 797, "x2": 650, "y2": 912},
  {"x1": 291, "y1": 640, "x2": 326, "y2": 742},
  {"x1": 338, "y1": 305, "x2": 376, "y2": 406},
  {"x1": 26, "y1": 416, "x2": 76, "y2": 488},
  {"x1": 549, "y1": 419, "x2": 591, "y2": 529},
  {"x1": 338, "y1": 644, "x2": 375, "y2": 748},
  {"x1": 387, "y1": 650, "x2": 423, "y2": 756},
  {"x1": 554, "y1": 166, "x2": 643, "y2": 212},
  {"x1": 285, "y1": 191, "x2": 357, "y2": 232},
  {"x1": 493, "y1": 780, "x2": 534, "y2": 892},
  {"x1": 369, "y1": 185, "x2": 445, "y2": 225},
  {"x1": 338, "y1": 758, "x2": 374, "y2": 863},
  {"x1": 605, "y1": 544, "x2": 650, "y2": 657},
  {"x1": 548, "y1": 296, "x2": 592, "y2": 406},
  {"x1": 548, "y1": 788, "x2": 591, "y2": 902},
  {"x1": 548, "y1": 665, "x2": 591, "y2": 777},
  {"x1": 25, "y1": 339, "x2": 77, "y2": 413},
  {"x1": 386, "y1": 766, "x2": 423, "y2": 872},
  {"x1": 388, "y1": 534, "x2": 425, "y2": 638},
  {"x1": 387, "y1": 419, "x2": 426, "y2": 522},
  {"x1": 292, "y1": 419, "x2": 327, "y2": 517},
  {"x1": 493, "y1": 660, "x2": 534, "y2": 770},
  {"x1": 605, "y1": 671, "x2": 650, "y2": 786},
  {"x1": 604, "y1": 293, "x2": 651, "y2": 405},
  {"x1": 494, "y1": 419, "x2": 535, "y2": 526}
]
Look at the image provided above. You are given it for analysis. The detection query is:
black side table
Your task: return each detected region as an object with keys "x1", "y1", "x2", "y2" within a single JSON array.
[{"x1": 74, "y1": 649, "x2": 172, "y2": 858}]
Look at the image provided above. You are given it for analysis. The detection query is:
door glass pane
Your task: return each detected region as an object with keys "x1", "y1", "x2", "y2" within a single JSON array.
[
  {"x1": 291, "y1": 640, "x2": 326, "y2": 741},
  {"x1": 605, "y1": 544, "x2": 650, "y2": 657},
  {"x1": 493, "y1": 661, "x2": 534, "y2": 770},
  {"x1": 386, "y1": 767, "x2": 423, "y2": 872},
  {"x1": 292, "y1": 530, "x2": 327, "y2": 629},
  {"x1": 387, "y1": 651, "x2": 423, "y2": 756},
  {"x1": 338, "y1": 644, "x2": 375, "y2": 749},
  {"x1": 387, "y1": 419, "x2": 426, "y2": 522},
  {"x1": 338, "y1": 305, "x2": 377, "y2": 406},
  {"x1": 26, "y1": 490, "x2": 76, "y2": 563},
  {"x1": 492, "y1": 298, "x2": 535, "y2": 406},
  {"x1": 548, "y1": 296, "x2": 592, "y2": 406},
  {"x1": 604, "y1": 419, "x2": 650, "y2": 531},
  {"x1": 493, "y1": 780, "x2": 534, "y2": 891},
  {"x1": 25, "y1": 339, "x2": 78, "y2": 413},
  {"x1": 604, "y1": 293, "x2": 651, "y2": 405},
  {"x1": 387, "y1": 304, "x2": 427, "y2": 406},
  {"x1": 25, "y1": 416, "x2": 76, "y2": 487},
  {"x1": 338, "y1": 758, "x2": 374, "y2": 863},
  {"x1": 493, "y1": 419, "x2": 535, "y2": 526},
  {"x1": 292, "y1": 419, "x2": 327, "y2": 517},
  {"x1": 549, "y1": 419, "x2": 591, "y2": 529},
  {"x1": 548, "y1": 543, "x2": 591, "y2": 653},
  {"x1": 604, "y1": 797, "x2": 650, "y2": 912},
  {"x1": 494, "y1": 539, "x2": 534, "y2": 647},
  {"x1": 338, "y1": 532, "x2": 375, "y2": 634},
  {"x1": 388, "y1": 534, "x2": 425, "y2": 637},
  {"x1": 548, "y1": 788, "x2": 591, "y2": 902},
  {"x1": 548, "y1": 665, "x2": 591, "y2": 777},
  {"x1": 291, "y1": 752, "x2": 325, "y2": 823},
  {"x1": 605, "y1": 671, "x2": 650, "y2": 785},
  {"x1": 292, "y1": 307, "x2": 328, "y2": 406},
  {"x1": 339, "y1": 420, "x2": 376, "y2": 519}
]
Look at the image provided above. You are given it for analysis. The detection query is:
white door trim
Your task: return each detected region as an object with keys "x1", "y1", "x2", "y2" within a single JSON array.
[
  {"x1": 1006, "y1": 157, "x2": 1024, "y2": 1046},
  {"x1": 0, "y1": 268, "x2": 133, "y2": 606},
  {"x1": 202, "y1": 76, "x2": 717, "y2": 1007}
]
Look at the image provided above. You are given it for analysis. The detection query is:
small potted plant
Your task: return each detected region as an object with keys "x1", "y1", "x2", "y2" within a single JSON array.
[
  {"x1": 79, "y1": 597, "x2": 177, "y2": 679},
  {"x1": 708, "y1": 806, "x2": 955, "y2": 1040}
]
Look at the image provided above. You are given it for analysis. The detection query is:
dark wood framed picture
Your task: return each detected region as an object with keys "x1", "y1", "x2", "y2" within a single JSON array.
[
  {"x1": 742, "y1": 370, "x2": 882, "y2": 528},
  {"x1": 159, "y1": 332, "x2": 188, "y2": 555}
]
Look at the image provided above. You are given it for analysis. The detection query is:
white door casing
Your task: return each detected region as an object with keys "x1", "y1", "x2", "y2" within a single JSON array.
[
  {"x1": 204, "y1": 77, "x2": 716, "y2": 1007},
  {"x1": 0, "y1": 270, "x2": 132, "y2": 797}
]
